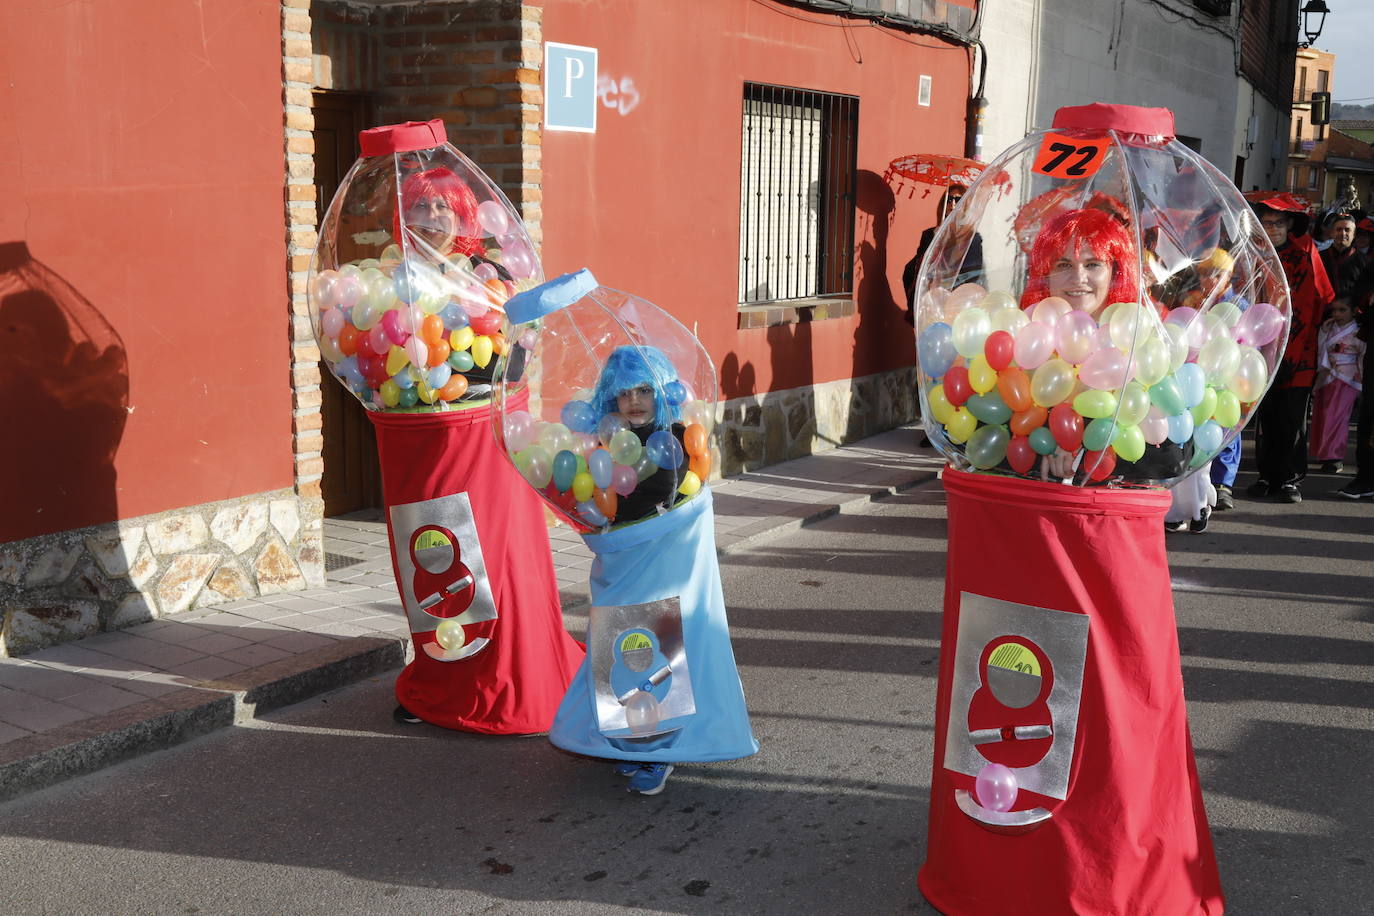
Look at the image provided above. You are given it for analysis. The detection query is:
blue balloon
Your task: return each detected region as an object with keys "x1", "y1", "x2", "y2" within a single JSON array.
[
  {"x1": 646, "y1": 429, "x2": 684, "y2": 470},
  {"x1": 918, "y1": 322, "x2": 957, "y2": 379},
  {"x1": 336, "y1": 356, "x2": 363, "y2": 387},
  {"x1": 561, "y1": 399, "x2": 598, "y2": 434},
  {"x1": 441, "y1": 302, "x2": 470, "y2": 329},
  {"x1": 589, "y1": 448, "x2": 614, "y2": 489},
  {"x1": 1192, "y1": 419, "x2": 1223, "y2": 455},
  {"x1": 1175, "y1": 363, "x2": 1206, "y2": 409},
  {"x1": 576, "y1": 500, "x2": 608, "y2": 527},
  {"x1": 391, "y1": 369, "x2": 416, "y2": 389},
  {"x1": 1167, "y1": 411, "x2": 1195, "y2": 445},
  {"x1": 427, "y1": 363, "x2": 452, "y2": 390},
  {"x1": 663, "y1": 380, "x2": 688, "y2": 406},
  {"x1": 552, "y1": 449, "x2": 578, "y2": 492}
]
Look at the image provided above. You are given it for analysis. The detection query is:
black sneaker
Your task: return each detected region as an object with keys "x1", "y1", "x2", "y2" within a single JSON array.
[
  {"x1": 1189, "y1": 507, "x2": 1211, "y2": 532},
  {"x1": 1277, "y1": 483, "x2": 1302, "y2": 504},
  {"x1": 1215, "y1": 485, "x2": 1234, "y2": 511},
  {"x1": 1164, "y1": 520, "x2": 1189, "y2": 533},
  {"x1": 1337, "y1": 479, "x2": 1374, "y2": 499},
  {"x1": 1245, "y1": 480, "x2": 1272, "y2": 497},
  {"x1": 393, "y1": 704, "x2": 424, "y2": 725},
  {"x1": 1320, "y1": 461, "x2": 1344, "y2": 474}
]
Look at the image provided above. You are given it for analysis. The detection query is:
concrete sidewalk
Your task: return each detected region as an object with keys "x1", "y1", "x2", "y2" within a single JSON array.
[{"x1": 0, "y1": 426, "x2": 941, "y2": 802}]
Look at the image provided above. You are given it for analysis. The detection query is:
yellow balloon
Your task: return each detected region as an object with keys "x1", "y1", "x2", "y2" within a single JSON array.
[
  {"x1": 572, "y1": 471, "x2": 595, "y2": 502},
  {"x1": 968, "y1": 354, "x2": 997, "y2": 394},
  {"x1": 435, "y1": 619, "x2": 466, "y2": 651},
  {"x1": 1117, "y1": 381, "x2": 1151, "y2": 427},
  {"x1": 471, "y1": 335, "x2": 494, "y2": 369},
  {"x1": 1213, "y1": 390, "x2": 1241, "y2": 428},
  {"x1": 678, "y1": 470, "x2": 702, "y2": 496},
  {"x1": 1133, "y1": 336, "x2": 1170, "y2": 386},
  {"x1": 928, "y1": 384, "x2": 956, "y2": 425},
  {"x1": 380, "y1": 380, "x2": 400, "y2": 408},
  {"x1": 417, "y1": 380, "x2": 437, "y2": 404},
  {"x1": 449, "y1": 326, "x2": 475, "y2": 351},
  {"x1": 1031, "y1": 358, "x2": 1076, "y2": 407},
  {"x1": 385, "y1": 345, "x2": 410, "y2": 377},
  {"x1": 945, "y1": 407, "x2": 978, "y2": 443}
]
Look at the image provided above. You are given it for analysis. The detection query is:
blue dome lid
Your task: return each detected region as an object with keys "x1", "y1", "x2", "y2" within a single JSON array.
[{"x1": 504, "y1": 268, "x2": 598, "y2": 324}]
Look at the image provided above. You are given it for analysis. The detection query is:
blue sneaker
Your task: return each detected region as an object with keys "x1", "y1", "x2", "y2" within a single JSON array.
[
  {"x1": 613, "y1": 761, "x2": 642, "y2": 777},
  {"x1": 627, "y1": 763, "x2": 674, "y2": 795}
]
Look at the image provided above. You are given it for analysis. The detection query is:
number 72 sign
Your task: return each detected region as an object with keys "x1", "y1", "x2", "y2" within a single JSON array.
[{"x1": 1032, "y1": 132, "x2": 1111, "y2": 179}]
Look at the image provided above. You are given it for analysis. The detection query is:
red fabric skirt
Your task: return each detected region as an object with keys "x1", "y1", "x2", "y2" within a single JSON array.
[
  {"x1": 370, "y1": 397, "x2": 583, "y2": 735},
  {"x1": 919, "y1": 469, "x2": 1223, "y2": 915}
]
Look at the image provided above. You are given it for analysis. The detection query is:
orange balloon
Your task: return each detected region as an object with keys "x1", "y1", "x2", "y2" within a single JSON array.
[
  {"x1": 437, "y1": 373, "x2": 468, "y2": 402},
  {"x1": 593, "y1": 486, "x2": 618, "y2": 521},
  {"x1": 690, "y1": 452, "x2": 711, "y2": 481},
  {"x1": 427, "y1": 340, "x2": 451, "y2": 367},
  {"x1": 683, "y1": 422, "x2": 709, "y2": 457},
  {"x1": 1009, "y1": 405, "x2": 1049, "y2": 437},
  {"x1": 997, "y1": 367, "x2": 1033, "y2": 412},
  {"x1": 484, "y1": 277, "x2": 506, "y2": 296},
  {"x1": 490, "y1": 332, "x2": 509, "y2": 356},
  {"x1": 421, "y1": 314, "x2": 444, "y2": 346},
  {"x1": 337, "y1": 324, "x2": 360, "y2": 356}
]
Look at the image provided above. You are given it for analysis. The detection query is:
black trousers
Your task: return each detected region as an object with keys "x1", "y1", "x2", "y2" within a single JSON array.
[
  {"x1": 1353, "y1": 349, "x2": 1374, "y2": 482},
  {"x1": 1253, "y1": 385, "x2": 1312, "y2": 486}
]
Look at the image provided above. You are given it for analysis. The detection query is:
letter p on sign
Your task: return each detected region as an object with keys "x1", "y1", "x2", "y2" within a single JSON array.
[{"x1": 545, "y1": 42, "x2": 598, "y2": 133}]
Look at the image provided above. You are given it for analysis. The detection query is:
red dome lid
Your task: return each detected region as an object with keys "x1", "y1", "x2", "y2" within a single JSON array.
[
  {"x1": 358, "y1": 119, "x2": 448, "y2": 157},
  {"x1": 1052, "y1": 103, "x2": 1175, "y2": 138}
]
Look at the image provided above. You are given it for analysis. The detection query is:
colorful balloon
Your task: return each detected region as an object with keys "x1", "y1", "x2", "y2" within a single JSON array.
[
  {"x1": 969, "y1": 354, "x2": 998, "y2": 395},
  {"x1": 967, "y1": 425, "x2": 1010, "y2": 470},
  {"x1": 1031, "y1": 359, "x2": 1076, "y2": 407},
  {"x1": 1014, "y1": 321, "x2": 1055, "y2": 370},
  {"x1": 1049, "y1": 404, "x2": 1084, "y2": 451}
]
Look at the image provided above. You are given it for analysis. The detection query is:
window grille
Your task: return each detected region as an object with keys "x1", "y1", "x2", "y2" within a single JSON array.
[{"x1": 738, "y1": 83, "x2": 858, "y2": 305}]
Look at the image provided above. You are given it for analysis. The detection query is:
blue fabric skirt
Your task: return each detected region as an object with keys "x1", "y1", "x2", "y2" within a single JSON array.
[{"x1": 549, "y1": 488, "x2": 759, "y2": 763}]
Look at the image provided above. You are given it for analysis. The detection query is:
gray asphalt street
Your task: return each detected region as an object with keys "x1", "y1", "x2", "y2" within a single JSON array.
[{"x1": 0, "y1": 481, "x2": 1369, "y2": 915}]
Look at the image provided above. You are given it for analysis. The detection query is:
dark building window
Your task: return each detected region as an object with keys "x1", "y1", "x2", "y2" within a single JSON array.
[
  {"x1": 1193, "y1": 0, "x2": 1231, "y2": 15},
  {"x1": 738, "y1": 83, "x2": 858, "y2": 305}
]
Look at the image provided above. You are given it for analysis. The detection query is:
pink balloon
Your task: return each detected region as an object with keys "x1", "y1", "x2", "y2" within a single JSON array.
[
  {"x1": 1013, "y1": 321, "x2": 1055, "y2": 370},
  {"x1": 404, "y1": 336, "x2": 428, "y2": 370},
  {"x1": 1234, "y1": 302, "x2": 1285, "y2": 347},
  {"x1": 611, "y1": 463, "x2": 638, "y2": 497},
  {"x1": 975, "y1": 762, "x2": 1018, "y2": 813},
  {"x1": 1141, "y1": 406, "x2": 1170, "y2": 445},
  {"x1": 1078, "y1": 345, "x2": 1133, "y2": 390},
  {"x1": 321, "y1": 307, "x2": 345, "y2": 339},
  {"x1": 473, "y1": 262, "x2": 498, "y2": 282},
  {"x1": 504, "y1": 411, "x2": 537, "y2": 452},
  {"x1": 334, "y1": 275, "x2": 363, "y2": 309},
  {"x1": 1031, "y1": 296, "x2": 1071, "y2": 329},
  {"x1": 946, "y1": 283, "x2": 987, "y2": 313},
  {"x1": 477, "y1": 199, "x2": 511, "y2": 238},
  {"x1": 1165, "y1": 305, "x2": 1206, "y2": 350},
  {"x1": 368, "y1": 324, "x2": 390, "y2": 355},
  {"x1": 381, "y1": 309, "x2": 409, "y2": 346},
  {"x1": 1055, "y1": 310, "x2": 1098, "y2": 365}
]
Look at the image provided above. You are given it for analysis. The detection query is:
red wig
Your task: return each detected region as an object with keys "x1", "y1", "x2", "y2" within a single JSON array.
[
  {"x1": 1020, "y1": 207, "x2": 1139, "y2": 309},
  {"x1": 393, "y1": 167, "x2": 482, "y2": 258}
]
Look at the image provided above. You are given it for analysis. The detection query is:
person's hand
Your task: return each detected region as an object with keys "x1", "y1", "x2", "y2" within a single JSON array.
[{"x1": 1039, "y1": 448, "x2": 1077, "y2": 482}]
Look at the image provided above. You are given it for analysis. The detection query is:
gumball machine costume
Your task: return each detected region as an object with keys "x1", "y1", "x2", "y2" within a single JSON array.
[
  {"x1": 493, "y1": 270, "x2": 758, "y2": 770},
  {"x1": 912, "y1": 104, "x2": 1292, "y2": 915},
  {"x1": 307, "y1": 120, "x2": 582, "y2": 734}
]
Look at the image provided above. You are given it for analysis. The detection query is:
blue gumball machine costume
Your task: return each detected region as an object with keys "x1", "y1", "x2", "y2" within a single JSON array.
[{"x1": 493, "y1": 270, "x2": 758, "y2": 785}]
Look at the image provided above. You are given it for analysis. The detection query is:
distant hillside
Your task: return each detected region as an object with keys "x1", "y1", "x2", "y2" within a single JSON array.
[{"x1": 1333, "y1": 102, "x2": 1374, "y2": 121}]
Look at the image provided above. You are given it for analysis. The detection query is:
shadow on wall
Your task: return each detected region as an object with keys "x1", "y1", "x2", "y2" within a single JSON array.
[
  {"x1": 850, "y1": 169, "x2": 909, "y2": 442},
  {"x1": 0, "y1": 241, "x2": 128, "y2": 545}
]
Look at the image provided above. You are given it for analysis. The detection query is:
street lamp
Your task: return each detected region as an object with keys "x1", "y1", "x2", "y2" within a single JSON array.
[{"x1": 1301, "y1": 0, "x2": 1329, "y2": 48}]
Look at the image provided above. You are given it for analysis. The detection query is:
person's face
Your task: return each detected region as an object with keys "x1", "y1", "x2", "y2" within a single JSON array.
[
  {"x1": 1259, "y1": 212, "x2": 1293, "y2": 248},
  {"x1": 941, "y1": 187, "x2": 965, "y2": 220},
  {"x1": 405, "y1": 194, "x2": 459, "y2": 254},
  {"x1": 1330, "y1": 300, "x2": 1353, "y2": 322},
  {"x1": 1047, "y1": 240, "x2": 1113, "y2": 314},
  {"x1": 1330, "y1": 219, "x2": 1356, "y2": 251},
  {"x1": 1355, "y1": 229, "x2": 1373, "y2": 250},
  {"x1": 616, "y1": 384, "x2": 656, "y2": 427}
]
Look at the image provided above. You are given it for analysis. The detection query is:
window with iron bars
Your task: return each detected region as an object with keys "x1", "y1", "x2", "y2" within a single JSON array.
[{"x1": 738, "y1": 83, "x2": 858, "y2": 306}]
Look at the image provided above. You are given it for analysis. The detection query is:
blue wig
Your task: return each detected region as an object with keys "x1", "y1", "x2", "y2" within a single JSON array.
[{"x1": 591, "y1": 345, "x2": 681, "y2": 428}]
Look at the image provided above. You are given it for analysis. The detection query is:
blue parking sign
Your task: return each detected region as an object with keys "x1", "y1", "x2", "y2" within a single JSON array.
[{"x1": 545, "y1": 42, "x2": 598, "y2": 133}]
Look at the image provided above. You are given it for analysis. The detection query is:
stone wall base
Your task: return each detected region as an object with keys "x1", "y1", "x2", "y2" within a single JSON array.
[
  {"x1": 1, "y1": 491, "x2": 325, "y2": 657},
  {"x1": 716, "y1": 367, "x2": 919, "y2": 476}
]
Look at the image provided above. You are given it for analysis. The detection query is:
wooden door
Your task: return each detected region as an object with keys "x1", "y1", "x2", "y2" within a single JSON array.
[{"x1": 313, "y1": 91, "x2": 383, "y2": 516}]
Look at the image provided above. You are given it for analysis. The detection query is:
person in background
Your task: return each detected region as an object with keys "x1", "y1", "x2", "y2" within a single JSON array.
[
  {"x1": 1352, "y1": 217, "x2": 1374, "y2": 258},
  {"x1": 1245, "y1": 193, "x2": 1335, "y2": 504},
  {"x1": 1319, "y1": 213, "x2": 1367, "y2": 299},
  {"x1": 1337, "y1": 278, "x2": 1374, "y2": 499},
  {"x1": 1309, "y1": 295, "x2": 1365, "y2": 474}
]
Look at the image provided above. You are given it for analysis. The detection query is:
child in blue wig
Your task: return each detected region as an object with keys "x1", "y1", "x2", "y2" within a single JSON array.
[{"x1": 592, "y1": 345, "x2": 688, "y2": 524}]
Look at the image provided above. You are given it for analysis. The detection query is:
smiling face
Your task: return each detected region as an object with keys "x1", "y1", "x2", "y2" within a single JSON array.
[
  {"x1": 1047, "y1": 240, "x2": 1113, "y2": 314},
  {"x1": 1330, "y1": 218, "x2": 1356, "y2": 252},
  {"x1": 404, "y1": 194, "x2": 460, "y2": 255},
  {"x1": 1259, "y1": 212, "x2": 1293, "y2": 249},
  {"x1": 616, "y1": 384, "x2": 656, "y2": 427}
]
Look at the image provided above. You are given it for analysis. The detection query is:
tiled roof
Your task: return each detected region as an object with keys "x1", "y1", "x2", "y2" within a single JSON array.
[{"x1": 1332, "y1": 119, "x2": 1374, "y2": 130}]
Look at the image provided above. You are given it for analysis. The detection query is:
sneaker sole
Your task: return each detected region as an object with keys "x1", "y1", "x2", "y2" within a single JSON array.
[{"x1": 628, "y1": 764, "x2": 674, "y2": 795}]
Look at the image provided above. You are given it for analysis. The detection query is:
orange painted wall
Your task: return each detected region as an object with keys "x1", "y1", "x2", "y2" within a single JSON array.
[
  {"x1": 540, "y1": 0, "x2": 975, "y2": 399},
  {"x1": 0, "y1": 1, "x2": 293, "y2": 542}
]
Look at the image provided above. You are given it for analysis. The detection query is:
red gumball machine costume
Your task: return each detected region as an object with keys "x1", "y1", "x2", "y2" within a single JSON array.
[
  {"x1": 309, "y1": 120, "x2": 582, "y2": 735},
  {"x1": 908, "y1": 104, "x2": 1273, "y2": 915}
]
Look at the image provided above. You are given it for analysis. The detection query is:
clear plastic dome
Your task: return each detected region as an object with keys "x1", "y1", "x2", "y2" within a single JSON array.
[
  {"x1": 492, "y1": 271, "x2": 717, "y2": 532},
  {"x1": 307, "y1": 119, "x2": 542, "y2": 411},
  {"x1": 913, "y1": 104, "x2": 1292, "y2": 488}
]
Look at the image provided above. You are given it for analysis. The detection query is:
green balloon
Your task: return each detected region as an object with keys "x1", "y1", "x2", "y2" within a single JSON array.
[
  {"x1": 1073, "y1": 389, "x2": 1119, "y2": 420},
  {"x1": 1148, "y1": 376, "x2": 1184, "y2": 416},
  {"x1": 967, "y1": 424, "x2": 1010, "y2": 469},
  {"x1": 966, "y1": 391, "x2": 1012, "y2": 426},
  {"x1": 1190, "y1": 387, "x2": 1219, "y2": 425},
  {"x1": 1028, "y1": 426, "x2": 1058, "y2": 455},
  {"x1": 1084, "y1": 417, "x2": 1118, "y2": 452},
  {"x1": 1112, "y1": 424, "x2": 1146, "y2": 461}
]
